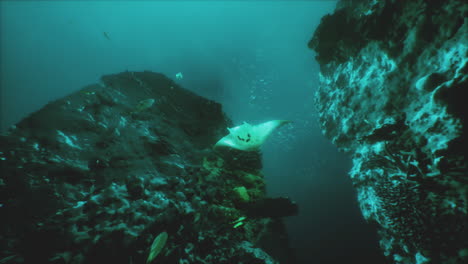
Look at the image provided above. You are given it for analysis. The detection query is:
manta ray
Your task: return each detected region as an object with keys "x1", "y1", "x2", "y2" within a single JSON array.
[{"x1": 214, "y1": 120, "x2": 291, "y2": 151}]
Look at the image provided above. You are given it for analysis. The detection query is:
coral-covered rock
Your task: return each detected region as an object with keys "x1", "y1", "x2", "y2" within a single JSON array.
[
  {"x1": 0, "y1": 71, "x2": 295, "y2": 264},
  {"x1": 310, "y1": 0, "x2": 467, "y2": 263}
]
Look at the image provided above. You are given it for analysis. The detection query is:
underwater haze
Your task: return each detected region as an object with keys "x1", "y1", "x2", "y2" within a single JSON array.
[{"x1": 1, "y1": 1, "x2": 384, "y2": 263}]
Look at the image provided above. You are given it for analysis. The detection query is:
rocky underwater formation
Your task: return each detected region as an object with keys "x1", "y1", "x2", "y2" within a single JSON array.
[
  {"x1": 0, "y1": 71, "x2": 298, "y2": 264},
  {"x1": 310, "y1": 0, "x2": 467, "y2": 263}
]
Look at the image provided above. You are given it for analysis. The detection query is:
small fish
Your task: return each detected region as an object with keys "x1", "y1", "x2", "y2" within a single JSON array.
[
  {"x1": 231, "y1": 216, "x2": 246, "y2": 224},
  {"x1": 233, "y1": 222, "x2": 244, "y2": 229},
  {"x1": 134, "y1": 98, "x2": 155, "y2": 112},
  {"x1": 231, "y1": 216, "x2": 247, "y2": 228},
  {"x1": 175, "y1": 72, "x2": 183, "y2": 80},
  {"x1": 81, "y1": 91, "x2": 96, "y2": 96},
  {"x1": 103, "y1": 31, "x2": 111, "y2": 40}
]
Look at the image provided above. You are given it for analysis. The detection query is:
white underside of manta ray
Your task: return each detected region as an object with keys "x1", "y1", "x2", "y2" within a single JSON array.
[{"x1": 214, "y1": 120, "x2": 291, "y2": 151}]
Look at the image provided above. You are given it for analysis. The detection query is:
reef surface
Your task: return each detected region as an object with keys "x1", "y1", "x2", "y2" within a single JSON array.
[
  {"x1": 310, "y1": 0, "x2": 467, "y2": 263},
  {"x1": 0, "y1": 71, "x2": 297, "y2": 264}
]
